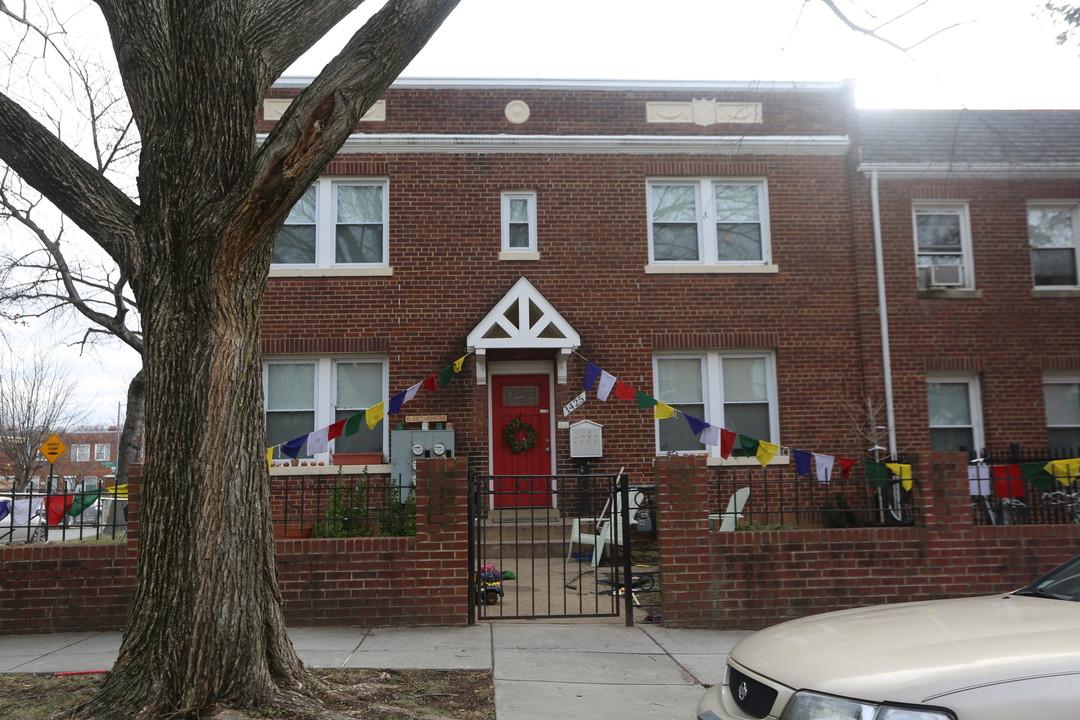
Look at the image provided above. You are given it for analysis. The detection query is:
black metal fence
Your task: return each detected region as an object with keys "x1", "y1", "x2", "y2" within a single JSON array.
[
  {"x1": 714, "y1": 458, "x2": 916, "y2": 530},
  {"x1": 269, "y1": 472, "x2": 416, "y2": 538},
  {"x1": 968, "y1": 445, "x2": 1080, "y2": 526},
  {"x1": 0, "y1": 487, "x2": 128, "y2": 545}
]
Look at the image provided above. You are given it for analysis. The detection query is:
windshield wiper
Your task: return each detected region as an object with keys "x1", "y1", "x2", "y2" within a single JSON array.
[{"x1": 1013, "y1": 589, "x2": 1079, "y2": 601}]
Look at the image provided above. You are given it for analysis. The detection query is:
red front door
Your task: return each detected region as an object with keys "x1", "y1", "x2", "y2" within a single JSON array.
[{"x1": 491, "y1": 374, "x2": 552, "y2": 508}]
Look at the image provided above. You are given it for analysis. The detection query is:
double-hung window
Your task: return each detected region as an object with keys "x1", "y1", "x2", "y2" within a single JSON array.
[
  {"x1": 926, "y1": 375, "x2": 983, "y2": 453},
  {"x1": 271, "y1": 178, "x2": 389, "y2": 268},
  {"x1": 94, "y1": 444, "x2": 110, "y2": 462},
  {"x1": 72, "y1": 444, "x2": 90, "y2": 462},
  {"x1": 1044, "y1": 374, "x2": 1080, "y2": 453},
  {"x1": 501, "y1": 191, "x2": 537, "y2": 253},
  {"x1": 264, "y1": 358, "x2": 387, "y2": 461},
  {"x1": 1028, "y1": 203, "x2": 1080, "y2": 288},
  {"x1": 654, "y1": 351, "x2": 778, "y2": 457},
  {"x1": 648, "y1": 179, "x2": 770, "y2": 267},
  {"x1": 913, "y1": 202, "x2": 974, "y2": 289}
]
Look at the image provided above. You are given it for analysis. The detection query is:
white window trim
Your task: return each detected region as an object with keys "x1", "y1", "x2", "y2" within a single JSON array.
[
  {"x1": 93, "y1": 444, "x2": 110, "y2": 462},
  {"x1": 652, "y1": 350, "x2": 780, "y2": 461},
  {"x1": 72, "y1": 444, "x2": 90, "y2": 462},
  {"x1": 270, "y1": 177, "x2": 390, "y2": 272},
  {"x1": 500, "y1": 191, "x2": 538, "y2": 254},
  {"x1": 926, "y1": 373, "x2": 984, "y2": 452},
  {"x1": 912, "y1": 201, "x2": 975, "y2": 290},
  {"x1": 263, "y1": 356, "x2": 388, "y2": 464},
  {"x1": 1027, "y1": 200, "x2": 1080, "y2": 289},
  {"x1": 645, "y1": 178, "x2": 773, "y2": 272}
]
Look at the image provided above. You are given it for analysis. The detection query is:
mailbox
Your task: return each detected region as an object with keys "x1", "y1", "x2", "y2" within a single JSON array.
[{"x1": 568, "y1": 420, "x2": 602, "y2": 458}]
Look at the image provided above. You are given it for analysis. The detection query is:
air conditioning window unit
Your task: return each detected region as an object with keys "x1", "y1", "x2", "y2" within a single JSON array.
[{"x1": 929, "y1": 264, "x2": 963, "y2": 287}]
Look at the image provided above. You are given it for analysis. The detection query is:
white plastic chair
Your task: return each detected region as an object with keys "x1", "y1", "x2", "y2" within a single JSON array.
[
  {"x1": 709, "y1": 486, "x2": 750, "y2": 532},
  {"x1": 567, "y1": 473, "x2": 639, "y2": 567}
]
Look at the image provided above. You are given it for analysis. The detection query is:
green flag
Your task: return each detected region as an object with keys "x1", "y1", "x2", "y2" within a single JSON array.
[
  {"x1": 437, "y1": 364, "x2": 454, "y2": 388},
  {"x1": 635, "y1": 391, "x2": 658, "y2": 410},
  {"x1": 344, "y1": 411, "x2": 366, "y2": 437},
  {"x1": 863, "y1": 461, "x2": 890, "y2": 488},
  {"x1": 67, "y1": 489, "x2": 103, "y2": 517}
]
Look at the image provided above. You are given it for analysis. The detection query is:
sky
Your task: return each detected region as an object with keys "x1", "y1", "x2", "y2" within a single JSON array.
[{"x1": 8, "y1": 0, "x2": 1080, "y2": 427}]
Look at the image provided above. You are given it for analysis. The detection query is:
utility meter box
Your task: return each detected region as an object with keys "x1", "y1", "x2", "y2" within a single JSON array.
[
  {"x1": 569, "y1": 420, "x2": 603, "y2": 458},
  {"x1": 390, "y1": 429, "x2": 455, "y2": 499}
]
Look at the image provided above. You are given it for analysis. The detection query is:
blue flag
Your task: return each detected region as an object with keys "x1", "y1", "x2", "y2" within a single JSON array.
[
  {"x1": 683, "y1": 413, "x2": 710, "y2": 437},
  {"x1": 281, "y1": 435, "x2": 308, "y2": 459},
  {"x1": 582, "y1": 362, "x2": 601, "y2": 391},
  {"x1": 793, "y1": 449, "x2": 812, "y2": 478}
]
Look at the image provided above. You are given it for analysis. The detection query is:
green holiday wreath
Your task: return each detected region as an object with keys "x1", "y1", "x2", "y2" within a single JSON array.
[{"x1": 503, "y1": 417, "x2": 537, "y2": 453}]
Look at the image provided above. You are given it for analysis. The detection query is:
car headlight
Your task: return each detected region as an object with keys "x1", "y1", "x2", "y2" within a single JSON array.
[{"x1": 781, "y1": 691, "x2": 956, "y2": 720}]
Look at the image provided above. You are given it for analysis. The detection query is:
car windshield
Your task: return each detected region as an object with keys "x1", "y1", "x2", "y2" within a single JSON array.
[{"x1": 1015, "y1": 556, "x2": 1080, "y2": 601}]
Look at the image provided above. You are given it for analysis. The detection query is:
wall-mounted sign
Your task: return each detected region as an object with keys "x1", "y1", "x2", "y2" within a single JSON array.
[{"x1": 562, "y1": 392, "x2": 587, "y2": 417}]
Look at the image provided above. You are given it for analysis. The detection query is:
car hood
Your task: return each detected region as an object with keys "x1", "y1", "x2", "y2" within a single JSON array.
[{"x1": 731, "y1": 594, "x2": 1080, "y2": 704}]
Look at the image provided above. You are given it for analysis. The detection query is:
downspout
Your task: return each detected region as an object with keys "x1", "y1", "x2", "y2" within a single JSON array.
[{"x1": 870, "y1": 170, "x2": 898, "y2": 457}]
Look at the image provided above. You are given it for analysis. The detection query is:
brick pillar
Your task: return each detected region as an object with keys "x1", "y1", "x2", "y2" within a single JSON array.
[
  {"x1": 654, "y1": 455, "x2": 713, "y2": 627},
  {"x1": 412, "y1": 457, "x2": 470, "y2": 625},
  {"x1": 917, "y1": 452, "x2": 970, "y2": 530}
]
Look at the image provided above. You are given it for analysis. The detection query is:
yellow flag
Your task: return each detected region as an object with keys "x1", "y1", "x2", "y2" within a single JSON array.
[
  {"x1": 453, "y1": 354, "x2": 468, "y2": 372},
  {"x1": 654, "y1": 402, "x2": 675, "y2": 420},
  {"x1": 886, "y1": 463, "x2": 912, "y2": 480},
  {"x1": 756, "y1": 440, "x2": 779, "y2": 467},
  {"x1": 266, "y1": 447, "x2": 274, "y2": 470},
  {"x1": 1044, "y1": 458, "x2": 1080, "y2": 487},
  {"x1": 902, "y1": 479, "x2": 913, "y2": 492},
  {"x1": 366, "y1": 401, "x2": 385, "y2": 430}
]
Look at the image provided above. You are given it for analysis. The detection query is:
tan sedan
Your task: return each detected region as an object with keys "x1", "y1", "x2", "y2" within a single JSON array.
[{"x1": 697, "y1": 555, "x2": 1080, "y2": 720}]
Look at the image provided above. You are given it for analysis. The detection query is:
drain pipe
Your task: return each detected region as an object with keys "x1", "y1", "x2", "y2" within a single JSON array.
[{"x1": 871, "y1": 170, "x2": 898, "y2": 457}]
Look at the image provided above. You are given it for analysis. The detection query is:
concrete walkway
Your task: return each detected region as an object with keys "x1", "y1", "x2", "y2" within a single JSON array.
[{"x1": 0, "y1": 622, "x2": 751, "y2": 719}]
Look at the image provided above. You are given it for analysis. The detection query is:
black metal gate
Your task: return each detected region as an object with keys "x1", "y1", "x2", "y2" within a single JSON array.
[{"x1": 467, "y1": 470, "x2": 644, "y2": 624}]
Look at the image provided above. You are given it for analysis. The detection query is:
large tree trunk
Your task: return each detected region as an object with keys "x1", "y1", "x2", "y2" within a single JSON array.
[
  {"x1": 81, "y1": 228, "x2": 308, "y2": 718},
  {"x1": 1, "y1": 1, "x2": 460, "y2": 717}
]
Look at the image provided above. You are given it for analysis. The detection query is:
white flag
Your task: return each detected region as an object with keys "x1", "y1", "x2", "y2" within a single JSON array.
[
  {"x1": 699, "y1": 425, "x2": 721, "y2": 447},
  {"x1": 307, "y1": 426, "x2": 329, "y2": 455},
  {"x1": 968, "y1": 464, "x2": 991, "y2": 496},
  {"x1": 597, "y1": 371, "x2": 616, "y2": 401},
  {"x1": 813, "y1": 453, "x2": 835, "y2": 484},
  {"x1": 404, "y1": 382, "x2": 422, "y2": 403}
]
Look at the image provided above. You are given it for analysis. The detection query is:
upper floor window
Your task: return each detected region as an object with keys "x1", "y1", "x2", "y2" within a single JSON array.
[
  {"x1": 94, "y1": 444, "x2": 110, "y2": 462},
  {"x1": 1044, "y1": 374, "x2": 1080, "y2": 454},
  {"x1": 647, "y1": 179, "x2": 771, "y2": 266},
  {"x1": 501, "y1": 191, "x2": 537, "y2": 253},
  {"x1": 926, "y1": 374, "x2": 983, "y2": 453},
  {"x1": 913, "y1": 203, "x2": 974, "y2": 290},
  {"x1": 264, "y1": 357, "x2": 387, "y2": 462},
  {"x1": 1028, "y1": 203, "x2": 1079, "y2": 288},
  {"x1": 72, "y1": 444, "x2": 90, "y2": 462},
  {"x1": 271, "y1": 178, "x2": 388, "y2": 268},
  {"x1": 653, "y1": 351, "x2": 778, "y2": 457}
]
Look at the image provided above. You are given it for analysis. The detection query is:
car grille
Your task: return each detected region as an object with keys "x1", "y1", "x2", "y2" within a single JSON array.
[{"x1": 728, "y1": 667, "x2": 778, "y2": 719}]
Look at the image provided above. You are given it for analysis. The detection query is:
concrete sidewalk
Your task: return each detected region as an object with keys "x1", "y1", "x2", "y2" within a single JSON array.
[{"x1": 0, "y1": 621, "x2": 751, "y2": 719}]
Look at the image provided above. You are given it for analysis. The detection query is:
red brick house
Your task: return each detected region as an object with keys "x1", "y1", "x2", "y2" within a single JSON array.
[{"x1": 258, "y1": 79, "x2": 1080, "y2": 498}]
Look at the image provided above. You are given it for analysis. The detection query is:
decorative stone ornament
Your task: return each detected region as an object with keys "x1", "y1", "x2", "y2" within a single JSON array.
[{"x1": 504, "y1": 100, "x2": 531, "y2": 124}]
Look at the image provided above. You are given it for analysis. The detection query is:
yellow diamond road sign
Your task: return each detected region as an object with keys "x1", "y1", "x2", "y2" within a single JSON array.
[{"x1": 39, "y1": 433, "x2": 67, "y2": 463}]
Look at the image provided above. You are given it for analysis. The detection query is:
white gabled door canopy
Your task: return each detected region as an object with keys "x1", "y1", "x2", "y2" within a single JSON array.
[{"x1": 466, "y1": 276, "x2": 581, "y2": 385}]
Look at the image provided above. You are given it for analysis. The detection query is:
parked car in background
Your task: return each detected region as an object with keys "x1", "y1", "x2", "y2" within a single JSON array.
[{"x1": 698, "y1": 555, "x2": 1080, "y2": 720}]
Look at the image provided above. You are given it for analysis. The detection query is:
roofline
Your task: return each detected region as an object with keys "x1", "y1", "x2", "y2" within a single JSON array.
[
  {"x1": 859, "y1": 162, "x2": 1080, "y2": 180},
  {"x1": 272, "y1": 76, "x2": 849, "y2": 93},
  {"x1": 256, "y1": 132, "x2": 851, "y2": 157}
]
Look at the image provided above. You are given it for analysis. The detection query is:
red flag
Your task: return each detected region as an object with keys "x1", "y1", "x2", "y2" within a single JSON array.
[
  {"x1": 991, "y1": 464, "x2": 1025, "y2": 498},
  {"x1": 836, "y1": 458, "x2": 857, "y2": 479},
  {"x1": 46, "y1": 495, "x2": 75, "y2": 526},
  {"x1": 423, "y1": 374, "x2": 438, "y2": 392},
  {"x1": 614, "y1": 380, "x2": 636, "y2": 400},
  {"x1": 327, "y1": 419, "x2": 347, "y2": 441},
  {"x1": 720, "y1": 429, "x2": 736, "y2": 459}
]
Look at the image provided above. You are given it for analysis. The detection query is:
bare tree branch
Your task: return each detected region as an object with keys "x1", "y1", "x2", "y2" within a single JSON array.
[
  {"x1": 0, "y1": 90, "x2": 138, "y2": 273},
  {"x1": 245, "y1": 0, "x2": 368, "y2": 85}
]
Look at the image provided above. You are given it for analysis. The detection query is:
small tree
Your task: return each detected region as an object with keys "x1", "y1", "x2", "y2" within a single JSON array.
[{"x1": 0, "y1": 353, "x2": 87, "y2": 490}]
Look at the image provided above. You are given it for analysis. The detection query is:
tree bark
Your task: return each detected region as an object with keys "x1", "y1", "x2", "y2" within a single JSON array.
[
  {"x1": 1, "y1": 2, "x2": 461, "y2": 717},
  {"x1": 114, "y1": 369, "x2": 145, "y2": 487}
]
